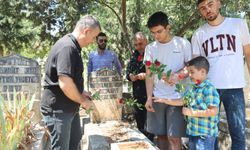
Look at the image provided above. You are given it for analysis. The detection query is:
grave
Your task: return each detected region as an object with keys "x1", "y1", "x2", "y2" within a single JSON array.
[
  {"x1": 0, "y1": 54, "x2": 42, "y2": 123},
  {"x1": 83, "y1": 68, "x2": 158, "y2": 149},
  {"x1": 88, "y1": 68, "x2": 123, "y2": 123},
  {"x1": 82, "y1": 121, "x2": 159, "y2": 150}
]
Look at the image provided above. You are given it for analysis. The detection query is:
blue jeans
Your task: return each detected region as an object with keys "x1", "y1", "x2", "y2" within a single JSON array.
[
  {"x1": 216, "y1": 88, "x2": 246, "y2": 150},
  {"x1": 189, "y1": 136, "x2": 215, "y2": 150},
  {"x1": 42, "y1": 111, "x2": 82, "y2": 150}
]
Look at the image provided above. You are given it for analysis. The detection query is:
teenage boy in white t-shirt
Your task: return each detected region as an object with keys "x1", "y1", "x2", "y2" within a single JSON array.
[
  {"x1": 192, "y1": 0, "x2": 250, "y2": 149},
  {"x1": 144, "y1": 11, "x2": 192, "y2": 150}
]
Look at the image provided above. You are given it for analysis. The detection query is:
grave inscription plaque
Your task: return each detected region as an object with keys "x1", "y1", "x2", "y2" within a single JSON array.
[
  {"x1": 0, "y1": 54, "x2": 41, "y2": 122},
  {"x1": 89, "y1": 68, "x2": 123, "y2": 123}
]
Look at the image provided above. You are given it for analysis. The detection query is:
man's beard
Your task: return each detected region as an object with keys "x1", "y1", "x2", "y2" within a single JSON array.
[
  {"x1": 207, "y1": 15, "x2": 217, "y2": 21},
  {"x1": 98, "y1": 44, "x2": 106, "y2": 50},
  {"x1": 206, "y1": 12, "x2": 219, "y2": 22}
]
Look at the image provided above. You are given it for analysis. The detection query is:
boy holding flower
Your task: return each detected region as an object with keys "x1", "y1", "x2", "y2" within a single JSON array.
[
  {"x1": 144, "y1": 11, "x2": 192, "y2": 150},
  {"x1": 184, "y1": 56, "x2": 220, "y2": 150},
  {"x1": 156, "y1": 56, "x2": 220, "y2": 150}
]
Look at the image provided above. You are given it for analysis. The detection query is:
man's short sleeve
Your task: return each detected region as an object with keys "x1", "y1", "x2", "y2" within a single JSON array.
[
  {"x1": 191, "y1": 31, "x2": 202, "y2": 56},
  {"x1": 56, "y1": 47, "x2": 76, "y2": 78},
  {"x1": 183, "y1": 39, "x2": 192, "y2": 62},
  {"x1": 144, "y1": 45, "x2": 153, "y2": 62},
  {"x1": 240, "y1": 19, "x2": 250, "y2": 46}
]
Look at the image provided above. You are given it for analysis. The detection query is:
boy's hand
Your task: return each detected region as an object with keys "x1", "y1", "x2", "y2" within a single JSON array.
[
  {"x1": 162, "y1": 73, "x2": 178, "y2": 86},
  {"x1": 161, "y1": 73, "x2": 167, "y2": 81},
  {"x1": 182, "y1": 107, "x2": 192, "y2": 116},
  {"x1": 152, "y1": 97, "x2": 166, "y2": 104},
  {"x1": 145, "y1": 97, "x2": 155, "y2": 112}
]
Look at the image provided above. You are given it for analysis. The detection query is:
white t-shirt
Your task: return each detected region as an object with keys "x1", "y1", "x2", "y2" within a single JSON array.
[
  {"x1": 192, "y1": 18, "x2": 250, "y2": 89},
  {"x1": 144, "y1": 36, "x2": 192, "y2": 99}
]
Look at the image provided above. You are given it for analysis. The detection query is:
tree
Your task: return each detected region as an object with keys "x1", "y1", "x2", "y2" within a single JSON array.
[
  {"x1": 0, "y1": 0, "x2": 249, "y2": 61},
  {"x1": 0, "y1": 0, "x2": 37, "y2": 56},
  {"x1": 0, "y1": 0, "x2": 92, "y2": 57}
]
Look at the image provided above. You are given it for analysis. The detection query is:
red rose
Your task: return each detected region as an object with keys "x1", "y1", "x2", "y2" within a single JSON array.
[
  {"x1": 145, "y1": 61, "x2": 151, "y2": 66},
  {"x1": 178, "y1": 73, "x2": 185, "y2": 80},
  {"x1": 117, "y1": 98, "x2": 124, "y2": 104},
  {"x1": 137, "y1": 54, "x2": 143, "y2": 62},
  {"x1": 154, "y1": 60, "x2": 161, "y2": 67},
  {"x1": 195, "y1": 80, "x2": 201, "y2": 85}
]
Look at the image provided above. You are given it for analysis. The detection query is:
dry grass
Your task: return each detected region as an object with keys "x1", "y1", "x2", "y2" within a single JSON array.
[{"x1": 0, "y1": 93, "x2": 36, "y2": 149}]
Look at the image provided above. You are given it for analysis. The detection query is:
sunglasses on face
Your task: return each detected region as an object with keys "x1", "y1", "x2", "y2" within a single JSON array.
[{"x1": 98, "y1": 39, "x2": 107, "y2": 43}]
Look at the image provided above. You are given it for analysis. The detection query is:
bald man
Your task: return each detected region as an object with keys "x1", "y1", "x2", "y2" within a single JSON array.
[
  {"x1": 126, "y1": 32, "x2": 154, "y2": 141},
  {"x1": 41, "y1": 15, "x2": 100, "y2": 149}
]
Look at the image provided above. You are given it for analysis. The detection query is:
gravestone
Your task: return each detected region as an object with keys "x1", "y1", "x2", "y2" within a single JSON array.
[
  {"x1": 0, "y1": 54, "x2": 41, "y2": 123},
  {"x1": 89, "y1": 68, "x2": 123, "y2": 123},
  {"x1": 83, "y1": 121, "x2": 159, "y2": 150}
]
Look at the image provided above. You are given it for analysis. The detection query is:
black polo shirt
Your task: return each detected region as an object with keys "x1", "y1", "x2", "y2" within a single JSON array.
[{"x1": 41, "y1": 34, "x2": 83, "y2": 113}]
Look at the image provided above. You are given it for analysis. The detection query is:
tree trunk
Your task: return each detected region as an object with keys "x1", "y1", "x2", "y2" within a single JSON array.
[
  {"x1": 176, "y1": 11, "x2": 200, "y2": 37},
  {"x1": 121, "y1": 0, "x2": 133, "y2": 54},
  {"x1": 0, "y1": 45, "x2": 3, "y2": 57},
  {"x1": 97, "y1": 0, "x2": 133, "y2": 54},
  {"x1": 131, "y1": 0, "x2": 141, "y2": 34}
]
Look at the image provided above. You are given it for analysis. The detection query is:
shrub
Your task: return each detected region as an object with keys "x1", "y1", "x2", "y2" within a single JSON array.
[{"x1": 0, "y1": 93, "x2": 35, "y2": 150}]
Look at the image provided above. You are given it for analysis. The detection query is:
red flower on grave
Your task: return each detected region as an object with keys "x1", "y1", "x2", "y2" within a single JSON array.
[
  {"x1": 137, "y1": 54, "x2": 143, "y2": 62},
  {"x1": 145, "y1": 61, "x2": 152, "y2": 67},
  {"x1": 154, "y1": 60, "x2": 161, "y2": 67},
  {"x1": 117, "y1": 98, "x2": 124, "y2": 104}
]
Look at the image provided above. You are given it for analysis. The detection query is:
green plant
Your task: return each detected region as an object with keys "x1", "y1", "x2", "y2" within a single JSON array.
[
  {"x1": 175, "y1": 78, "x2": 195, "y2": 108},
  {"x1": 91, "y1": 90, "x2": 101, "y2": 100},
  {"x1": 117, "y1": 98, "x2": 144, "y2": 110},
  {"x1": 85, "y1": 90, "x2": 101, "y2": 114},
  {"x1": 0, "y1": 93, "x2": 35, "y2": 149}
]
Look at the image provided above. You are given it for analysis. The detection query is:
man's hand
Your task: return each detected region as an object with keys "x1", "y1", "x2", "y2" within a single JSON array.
[
  {"x1": 81, "y1": 99, "x2": 93, "y2": 110},
  {"x1": 82, "y1": 90, "x2": 92, "y2": 100},
  {"x1": 137, "y1": 73, "x2": 146, "y2": 80},
  {"x1": 129, "y1": 73, "x2": 138, "y2": 82},
  {"x1": 81, "y1": 91, "x2": 94, "y2": 110},
  {"x1": 145, "y1": 97, "x2": 155, "y2": 112}
]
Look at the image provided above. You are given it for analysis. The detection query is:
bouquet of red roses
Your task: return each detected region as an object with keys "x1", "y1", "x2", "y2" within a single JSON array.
[{"x1": 145, "y1": 59, "x2": 172, "y2": 80}]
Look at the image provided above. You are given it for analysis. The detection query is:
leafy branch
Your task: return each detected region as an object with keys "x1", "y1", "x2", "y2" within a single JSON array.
[
  {"x1": 85, "y1": 90, "x2": 101, "y2": 114},
  {"x1": 117, "y1": 98, "x2": 144, "y2": 110}
]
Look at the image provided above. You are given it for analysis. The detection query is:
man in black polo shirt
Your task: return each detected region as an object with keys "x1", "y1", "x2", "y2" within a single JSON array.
[{"x1": 41, "y1": 15, "x2": 101, "y2": 150}]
